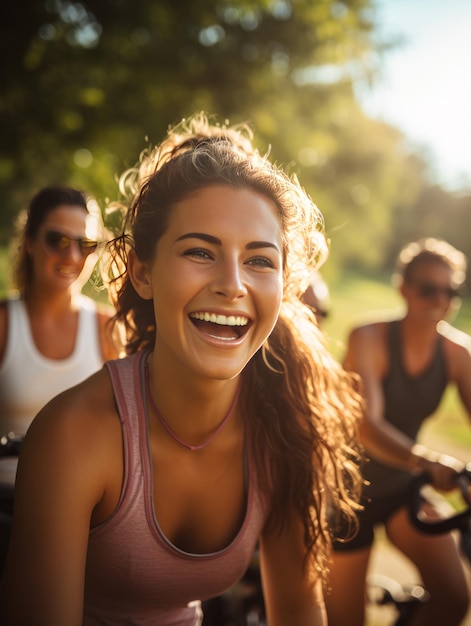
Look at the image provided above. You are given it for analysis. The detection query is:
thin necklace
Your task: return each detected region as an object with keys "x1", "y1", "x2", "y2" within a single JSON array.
[{"x1": 144, "y1": 364, "x2": 241, "y2": 451}]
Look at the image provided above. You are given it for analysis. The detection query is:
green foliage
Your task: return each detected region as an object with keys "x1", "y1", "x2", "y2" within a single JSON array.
[
  {"x1": 322, "y1": 269, "x2": 402, "y2": 358},
  {"x1": 0, "y1": 247, "x2": 9, "y2": 297},
  {"x1": 0, "y1": 0, "x2": 382, "y2": 238},
  {"x1": 1, "y1": 0, "x2": 470, "y2": 287}
]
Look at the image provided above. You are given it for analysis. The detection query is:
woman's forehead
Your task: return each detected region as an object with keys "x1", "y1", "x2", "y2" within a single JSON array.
[
  {"x1": 410, "y1": 259, "x2": 452, "y2": 280},
  {"x1": 39, "y1": 205, "x2": 88, "y2": 230},
  {"x1": 167, "y1": 186, "x2": 282, "y2": 241}
]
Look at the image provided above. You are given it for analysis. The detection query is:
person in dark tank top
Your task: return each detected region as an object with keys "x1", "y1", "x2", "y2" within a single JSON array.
[{"x1": 326, "y1": 238, "x2": 471, "y2": 626}]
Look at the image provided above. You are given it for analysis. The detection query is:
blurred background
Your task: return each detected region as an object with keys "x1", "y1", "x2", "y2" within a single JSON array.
[
  {"x1": 1, "y1": 0, "x2": 470, "y2": 330},
  {"x1": 2, "y1": 2, "x2": 471, "y2": 616}
]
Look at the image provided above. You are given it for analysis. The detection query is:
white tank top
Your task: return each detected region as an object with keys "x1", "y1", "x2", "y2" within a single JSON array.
[{"x1": 0, "y1": 295, "x2": 104, "y2": 435}]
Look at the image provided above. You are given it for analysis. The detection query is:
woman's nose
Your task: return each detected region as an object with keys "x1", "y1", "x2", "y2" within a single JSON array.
[
  {"x1": 211, "y1": 259, "x2": 247, "y2": 299},
  {"x1": 64, "y1": 240, "x2": 85, "y2": 264}
]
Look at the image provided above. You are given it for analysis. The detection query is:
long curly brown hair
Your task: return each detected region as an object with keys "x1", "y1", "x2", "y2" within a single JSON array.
[{"x1": 105, "y1": 113, "x2": 364, "y2": 587}]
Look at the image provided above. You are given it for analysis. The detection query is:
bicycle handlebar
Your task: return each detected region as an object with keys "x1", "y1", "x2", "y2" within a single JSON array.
[
  {"x1": 408, "y1": 465, "x2": 471, "y2": 534},
  {"x1": 0, "y1": 432, "x2": 23, "y2": 458}
]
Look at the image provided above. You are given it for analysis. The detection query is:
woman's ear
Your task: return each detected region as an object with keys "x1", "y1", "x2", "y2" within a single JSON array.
[
  {"x1": 398, "y1": 279, "x2": 409, "y2": 300},
  {"x1": 128, "y1": 249, "x2": 153, "y2": 300},
  {"x1": 25, "y1": 235, "x2": 34, "y2": 257}
]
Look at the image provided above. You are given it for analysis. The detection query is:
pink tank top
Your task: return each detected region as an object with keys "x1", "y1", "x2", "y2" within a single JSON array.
[{"x1": 84, "y1": 350, "x2": 268, "y2": 626}]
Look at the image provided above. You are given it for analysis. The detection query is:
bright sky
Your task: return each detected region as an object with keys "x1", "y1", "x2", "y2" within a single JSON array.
[{"x1": 356, "y1": 0, "x2": 471, "y2": 192}]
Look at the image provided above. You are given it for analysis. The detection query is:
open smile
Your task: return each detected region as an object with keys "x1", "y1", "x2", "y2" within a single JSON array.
[
  {"x1": 189, "y1": 311, "x2": 251, "y2": 341},
  {"x1": 56, "y1": 265, "x2": 79, "y2": 277}
]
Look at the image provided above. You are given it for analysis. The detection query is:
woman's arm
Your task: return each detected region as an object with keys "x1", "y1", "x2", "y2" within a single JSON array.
[
  {"x1": 344, "y1": 324, "x2": 421, "y2": 469},
  {"x1": 346, "y1": 325, "x2": 463, "y2": 489},
  {"x1": 0, "y1": 370, "x2": 119, "y2": 626},
  {"x1": 259, "y1": 511, "x2": 326, "y2": 626}
]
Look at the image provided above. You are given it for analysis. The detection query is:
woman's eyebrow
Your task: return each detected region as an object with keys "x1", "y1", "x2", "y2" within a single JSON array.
[
  {"x1": 246, "y1": 240, "x2": 280, "y2": 253},
  {"x1": 175, "y1": 232, "x2": 220, "y2": 245},
  {"x1": 175, "y1": 232, "x2": 280, "y2": 253}
]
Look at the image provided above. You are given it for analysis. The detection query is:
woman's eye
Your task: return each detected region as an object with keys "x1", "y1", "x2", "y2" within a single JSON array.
[
  {"x1": 247, "y1": 256, "x2": 275, "y2": 269},
  {"x1": 183, "y1": 248, "x2": 213, "y2": 260}
]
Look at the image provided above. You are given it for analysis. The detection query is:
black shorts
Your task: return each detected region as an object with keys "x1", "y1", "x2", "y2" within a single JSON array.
[{"x1": 332, "y1": 489, "x2": 408, "y2": 552}]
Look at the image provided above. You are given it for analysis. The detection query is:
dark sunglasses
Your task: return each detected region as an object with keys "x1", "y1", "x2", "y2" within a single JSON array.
[
  {"x1": 44, "y1": 230, "x2": 98, "y2": 257},
  {"x1": 412, "y1": 281, "x2": 460, "y2": 300},
  {"x1": 305, "y1": 304, "x2": 329, "y2": 320}
]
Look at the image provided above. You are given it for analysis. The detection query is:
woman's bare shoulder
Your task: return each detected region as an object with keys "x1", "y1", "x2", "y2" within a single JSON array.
[
  {"x1": 13, "y1": 367, "x2": 123, "y2": 556},
  {"x1": 344, "y1": 320, "x2": 390, "y2": 374},
  {"x1": 348, "y1": 320, "x2": 389, "y2": 343}
]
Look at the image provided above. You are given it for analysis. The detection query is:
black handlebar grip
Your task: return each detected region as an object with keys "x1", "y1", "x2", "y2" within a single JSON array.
[{"x1": 408, "y1": 470, "x2": 471, "y2": 534}]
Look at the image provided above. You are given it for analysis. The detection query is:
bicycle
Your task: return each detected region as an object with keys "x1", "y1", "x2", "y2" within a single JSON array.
[
  {"x1": 0, "y1": 432, "x2": 22, "y2": 506},
  {"x1": 203, "y1": 465, "x2": 471, "y2": 626},
  {"x1": 0, "y1": 431, "x2": 23, "y2": 574},
  {"x1": 202, "y1": 555, "x2": 429, "y2": 626},
  {"x1": 366, "y1": 572, "x2": 429, "y2": 626},
  {"x1": 366, "y1": 464, "x2": 471, "y2": 626}
]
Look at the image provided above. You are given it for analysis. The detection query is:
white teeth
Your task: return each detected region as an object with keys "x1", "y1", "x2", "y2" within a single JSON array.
[
  {"x1": 191, "y1": 312, "x2": 249, "y2": 326},
  {"x1": 207, "y1": 334, "x2": 238, "y2": 341}
]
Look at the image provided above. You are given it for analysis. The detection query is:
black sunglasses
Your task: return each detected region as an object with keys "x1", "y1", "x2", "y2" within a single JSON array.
[
  {"x1": 44, "y1": 230, "x2": 98, "y2": 257},
  {"x1": 412, "y1": 281, "x2": 460, "y2": 300}
]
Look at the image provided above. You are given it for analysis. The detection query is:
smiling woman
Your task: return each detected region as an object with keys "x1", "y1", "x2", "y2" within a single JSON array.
[
  {"x1": 0, "y1": 186, "x2": 121, "y2": 436},
  {"x1": 0, "y1": 114, "x2": 364, "y2": 626},
  {"x1": 0, "y1": 185, "x2": 123, "y2": 586}
]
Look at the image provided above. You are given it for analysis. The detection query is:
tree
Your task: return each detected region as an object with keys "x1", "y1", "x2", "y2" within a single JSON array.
[
  {"x1": 0, "y1": 0, "x2": 378, "y2": 241},
  {"x1": 4, "y1": 0, "x2": 461, "y2": 288}
]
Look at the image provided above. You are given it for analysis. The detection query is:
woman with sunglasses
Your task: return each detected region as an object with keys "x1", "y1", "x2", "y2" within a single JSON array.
[
  {"x1": 327, "y1": 238, "x2": 471, "y2": 626},
  {"x1": 0, "y1": 115, "x2": 363, "y2": 625},
  {"x1": 0, "y1": 185, "x2": 121, "y2": 438}
]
